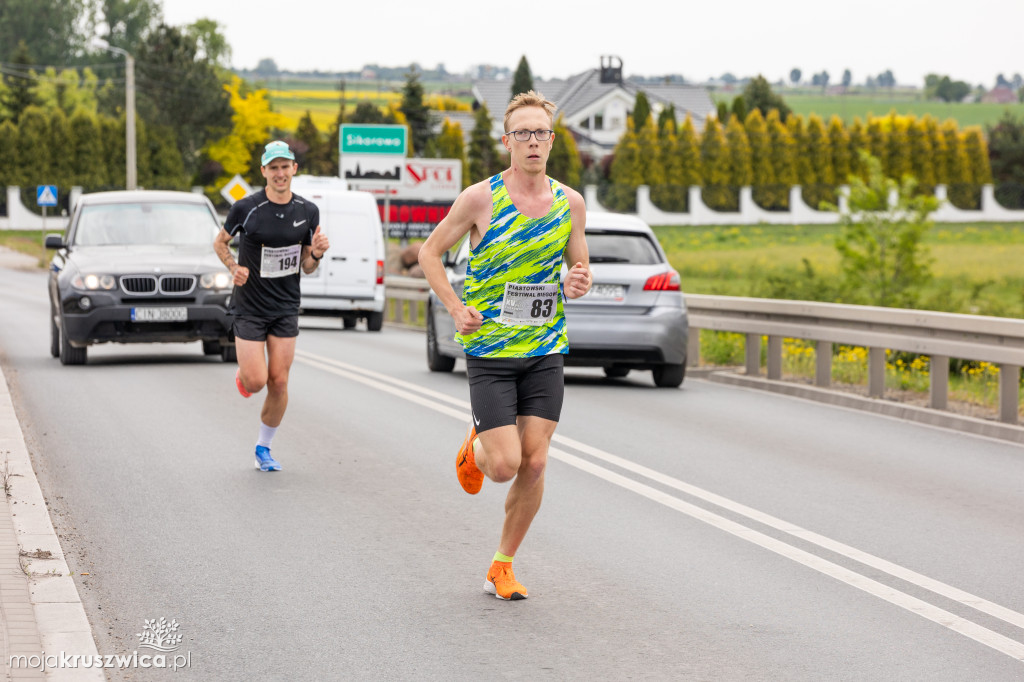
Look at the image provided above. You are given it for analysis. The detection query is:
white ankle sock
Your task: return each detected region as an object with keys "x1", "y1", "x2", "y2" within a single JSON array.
[{"x1": 257, "y1": 423, "x2": 278, "y2": 449}]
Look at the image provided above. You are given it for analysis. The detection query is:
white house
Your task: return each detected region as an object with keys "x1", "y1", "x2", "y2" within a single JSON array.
[{"x1": 469, "y1": 56, "x2": 717, "y2": 160}]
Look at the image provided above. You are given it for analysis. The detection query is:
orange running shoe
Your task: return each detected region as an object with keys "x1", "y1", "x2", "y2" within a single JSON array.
[
  {"x1": 235, "y1": 369, "x2": 252, "y2": 398},
  {"x1": 456, "y1": 425, "x2": 484, "y2": 494},
  {"x1": 485, "y1": 561, "x2": 527, "y2": 600}
]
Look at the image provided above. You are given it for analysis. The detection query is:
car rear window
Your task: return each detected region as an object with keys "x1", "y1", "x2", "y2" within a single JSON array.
[
  {"x1": 74, "y1": 203, "x2": 218, "y2": 246},
  {"x1": 586, "y1": 231, "x2": 662, "y2": 264}
]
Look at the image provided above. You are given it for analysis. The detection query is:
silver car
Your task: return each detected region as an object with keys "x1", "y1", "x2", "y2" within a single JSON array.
[{"x1": 425, "y1": 211, "x2": 688, "y2": 387}]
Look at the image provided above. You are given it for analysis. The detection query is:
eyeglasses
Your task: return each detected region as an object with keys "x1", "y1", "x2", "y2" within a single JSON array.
[{"x1": 506, "y1": 129, "x2": 554, "y2": 142}]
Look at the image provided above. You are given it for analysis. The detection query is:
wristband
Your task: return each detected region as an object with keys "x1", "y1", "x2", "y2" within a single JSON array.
[{"x1": 310, "y1": 251, "x2": 322, "y2": 262}]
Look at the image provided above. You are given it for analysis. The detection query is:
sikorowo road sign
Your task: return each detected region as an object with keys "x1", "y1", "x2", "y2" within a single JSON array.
[
  {"x1": 340, "y1": 124, "x2": 407, "y2": 156},
  {"x1": 36, "y1": 185, "x2": 58, "y2": 207}
]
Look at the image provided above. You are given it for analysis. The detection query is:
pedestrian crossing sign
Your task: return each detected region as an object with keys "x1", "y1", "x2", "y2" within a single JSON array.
[
  {"x1": 220, "y1": 175, "x2": 253, "y2": 205},
  {"x1": 36, "y1": 185, "x2": 58, "y2": 207}
]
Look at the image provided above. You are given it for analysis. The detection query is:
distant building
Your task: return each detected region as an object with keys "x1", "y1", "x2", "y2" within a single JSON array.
[
  {"x1": 982, "y1": 86, "x2": 1017, "y2": 104},
  {"x1": 469, "y1": 56, "x2": 716, "y2": 161}
]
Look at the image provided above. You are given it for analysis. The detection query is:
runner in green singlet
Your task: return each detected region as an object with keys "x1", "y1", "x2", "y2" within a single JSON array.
[{"x1": 419, "y1": 91, "x2": 591, "y2": 600}]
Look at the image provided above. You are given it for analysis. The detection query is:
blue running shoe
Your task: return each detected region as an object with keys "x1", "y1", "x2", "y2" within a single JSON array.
[{"x1": 254, "y1": 445, "x2": 281, "y2": 472}]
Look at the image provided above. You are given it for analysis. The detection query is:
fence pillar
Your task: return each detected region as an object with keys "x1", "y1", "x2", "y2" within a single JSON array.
[
  {"x1": 930, "y1": 354, "x2": 949, "y2": 410},
  {"x1": 688, "y1": 328, "x2": 701, "y2": 367},
  {"x1": 745, "y1": 333, "x2": 760, "y2": 376},
  {"x1": 766, "y1": 335, "x2": 783, "y2": 380},
  {"x1": 815, "y1": 340, "x2": 831, "y2": 387},
  {"x1": 999, "y1": 363, "x2": 1020, "y2": 424},
  {"x1": 868, "y1": 347, "x2": 886, "y2": 397}
]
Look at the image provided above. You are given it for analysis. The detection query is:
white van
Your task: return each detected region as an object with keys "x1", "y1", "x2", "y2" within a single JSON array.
[{"x1": 290, "y1": 176, "x2": 386, "y2": 331}]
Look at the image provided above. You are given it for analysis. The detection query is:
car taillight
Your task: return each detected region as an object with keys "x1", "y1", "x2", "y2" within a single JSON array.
[
  {"x1": 643, "y1": 270, "x2": 680, "y2": 291},
  {"x1": 376, "y1": 260, "x2": 384, "y2": 285}
]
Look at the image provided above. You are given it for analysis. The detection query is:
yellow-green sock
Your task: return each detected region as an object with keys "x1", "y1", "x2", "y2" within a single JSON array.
[{"x1": 493, "y1": 551, "x2": 514, "y2": 563}]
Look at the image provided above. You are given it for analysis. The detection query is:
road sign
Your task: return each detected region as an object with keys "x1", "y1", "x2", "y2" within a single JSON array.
[
  {"x1": 36, "y1": 185, "x2": 58, "y2": 207},
  {"x1": 220, "y1": 174, "x2": 253, "y2": 205},
  {"x1": 340, "y1": 125, "x2": 407, "y2": 156}
]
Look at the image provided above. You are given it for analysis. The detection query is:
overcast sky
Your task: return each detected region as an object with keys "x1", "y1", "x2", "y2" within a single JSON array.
[{"x1": 163, "y1": 0, "x2": 1021, "y2": 88}]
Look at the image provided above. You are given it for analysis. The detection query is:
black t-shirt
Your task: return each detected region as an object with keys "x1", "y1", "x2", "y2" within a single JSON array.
[{"x1": 224, "y1": 189, "x2": 319, "y2": 317}]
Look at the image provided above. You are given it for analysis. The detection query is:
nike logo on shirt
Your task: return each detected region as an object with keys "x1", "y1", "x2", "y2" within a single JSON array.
[{"x1": 293, "y1": 220, "x2": 306, "y2": 227}]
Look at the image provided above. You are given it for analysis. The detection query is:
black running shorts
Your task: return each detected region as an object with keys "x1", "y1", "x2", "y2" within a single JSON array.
[
  {"x1": 232, "y1": 314, "x2": 300, "y2": 341},
  {"x1": 465, "y1": 353, "x2": 564, "y2": 433}
]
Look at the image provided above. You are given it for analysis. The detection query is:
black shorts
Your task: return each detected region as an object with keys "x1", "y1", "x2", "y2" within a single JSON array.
[
  {"x1": 465, "y1": 353, "x2": 564, "y2": 433},
  {"x1": 232, "y1": 314, "x2": 300, "y2": 341}
]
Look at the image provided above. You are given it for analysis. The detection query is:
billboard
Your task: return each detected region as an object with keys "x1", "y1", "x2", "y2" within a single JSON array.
[{"x1": 349, "y1": 158, "x2": 461, "y2": 202}]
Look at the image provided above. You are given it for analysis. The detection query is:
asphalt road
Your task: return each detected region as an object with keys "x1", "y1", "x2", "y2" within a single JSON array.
[{"x1": 3, "y1": 263, "x2": 1024, "y2": 681}]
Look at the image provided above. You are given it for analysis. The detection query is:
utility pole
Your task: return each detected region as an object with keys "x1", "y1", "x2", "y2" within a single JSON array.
[{"x1": 100, "y1": 44, "x2": 137, "y2": 190}]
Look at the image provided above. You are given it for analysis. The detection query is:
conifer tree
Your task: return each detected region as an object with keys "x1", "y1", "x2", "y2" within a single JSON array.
[
  {"x1": 17, "y1": 106, "x2": 50, "y2": 189},
  {"x1": 511, "y1": 56, "x2": 534, "y2": 99},
  {"x1": 1, "y1": 41, "x2": 37, "y2": 123},
  {"x1": 804, "y1": 114, "x2": 832, "y2": 208},
  {"x1": 942, "y1": 119, "x2": 974, "y2": 208},
  {"x1": 657, "y1": 104, "x2": 677, "y2": 137},
  {"x1": 145, "y1": 124, "x2": 188, "y2": 190},
  {"x1": 766, "y1": 109, "x2": 796, "y2": 209},
  {"x1": 400, "y1": 67, "x2": 434, "y2": 157},
  {"x1": 866, "y1": 117, "x2": 888, "y2": 178},
  {"x1": 68, "y1": 110, "x2": 105, "y2": 189},
  {"x1": 675, "y1": 114, "x2": 703, "y2": 187},
  {"x1": 962, "y1": 125, "x2": 992, "y2": 184},
  {"x1": 922, "y1": 115, "x2": 949, "y2": 187},
  {"x1": 745, "y1": 109, "x2": 776, "y2": 209},
  {"x1": 787, "y1": 114, "x2": 815, "y2": 208},
  {"x1": 632, "y1": 92, "x2": 652, "y2": 134},
  {"x1": 607, "y1": 118, "x2": 644, "y2": 211},
  {"x1": 468, "y1": 103, "x2": 502, "y2": 184},
  {"x1": 907, "y1": 115, "x2": 936, "y2": 192},
  {"x1": 547, "y1": 115, "x2": 581, "y2": 188},
  {"x1": 725, "y1": 116, "x2": 752, "y2": 208},
  {"x1": 100, "y1": 115, "x2": 126, "y2": 188},
  {"x1": 0, "y1": 121, "x2": 19, "y2": 188},
  {"x1": 639, "y1": 114, "x2": 667, "y2": 205},
  {"x1": 885, "y1": 112, "x2": 912, "y2": 182},
  {"x1": 295, "y1": 111, "x2": 330, "y2": 175},
  {"x1": 48, "y1": 108, "x2": 72, "y2": 190},
  {"x1": 700, "y1": 117, "x2": 733, "y2": 210},
  {"x1": 435, "y1": 118, "x2": 469, "y2": 187},
  {"x1": 827, "y1": 115, "x2": 851, "y2": 188},
  {"x1": 847, "y1": 117, "x2": 868, "y2": 178},
  {"x1": 656, "y1": 125, "x2": 686, "y2": 211},
  {"x1": 963, "y1": 125, "x2": 992, "y2": 208}
]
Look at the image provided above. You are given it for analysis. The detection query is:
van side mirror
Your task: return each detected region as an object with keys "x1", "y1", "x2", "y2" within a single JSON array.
[{"x1": 44, "y1": 233, "x2": 65, "y2": 249}]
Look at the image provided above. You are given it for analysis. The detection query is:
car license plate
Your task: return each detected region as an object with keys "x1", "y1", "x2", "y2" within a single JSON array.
[
  {"x1": 131, "y1": 306, "x2": 187, "y2": 322},
  {"x1": 588, "y1": 284, "x2": 625, "y2": 301}
]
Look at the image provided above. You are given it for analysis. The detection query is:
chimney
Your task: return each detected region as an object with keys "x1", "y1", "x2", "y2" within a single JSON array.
[{"x1": 600, "y1": 55, "x2": 623, "y2": 85}]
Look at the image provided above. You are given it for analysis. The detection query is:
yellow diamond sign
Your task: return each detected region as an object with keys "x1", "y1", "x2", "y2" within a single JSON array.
[{"x1": 220, "y1": 174, "x2": 253, "y2": 205}]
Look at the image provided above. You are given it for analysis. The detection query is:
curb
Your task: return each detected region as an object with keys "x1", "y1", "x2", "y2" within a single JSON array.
[
  {"x1": 0, "y1": 365, "x2": 102, "y2": 681},
  {"x1": 705, "y1": 369, "x2": 1024, "y2": 445}
]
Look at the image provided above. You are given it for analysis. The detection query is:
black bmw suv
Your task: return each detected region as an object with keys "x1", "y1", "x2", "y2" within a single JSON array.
[{"x1": 46, "y1": 190, "x2": 235, "y2": 365}]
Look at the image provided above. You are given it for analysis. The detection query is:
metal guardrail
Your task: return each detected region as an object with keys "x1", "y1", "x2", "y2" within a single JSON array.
[
  {"x1": 685, "y1": 294, "x2": 1024, "y2": 424},
  {"x1": 385, "y1": 277, "x2": 1024, "y2": 425}
]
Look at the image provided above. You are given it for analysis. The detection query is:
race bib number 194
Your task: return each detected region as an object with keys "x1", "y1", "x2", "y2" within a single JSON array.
[
  {"x1": 498, "y1": 282, "x2": 558, "y2": 326},
  {"x1": 260, "y1": 244, "x2": 301, "y2": 278}
]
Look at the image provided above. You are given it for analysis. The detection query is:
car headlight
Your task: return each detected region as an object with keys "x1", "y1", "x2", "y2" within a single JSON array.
[
  {"x1": 200, "y1": 272, "x2": 232, "y2": 290},
  {"x1": 71, "y1": 274, "x2": 117, "y2": 291}
]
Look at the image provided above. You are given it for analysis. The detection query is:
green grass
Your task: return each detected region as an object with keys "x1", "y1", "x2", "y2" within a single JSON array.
[
  {"x1": 655, "y1": 221, "x2": 1024, "y2": 317},
  {"x1": 715, "y1": 92, "x2": 1024, "y2": 129}
]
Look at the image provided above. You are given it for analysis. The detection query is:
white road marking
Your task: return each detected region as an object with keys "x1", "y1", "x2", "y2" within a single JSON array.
[{"x1": 295, "y1": 349, "x2": 1024, "y2": 661}]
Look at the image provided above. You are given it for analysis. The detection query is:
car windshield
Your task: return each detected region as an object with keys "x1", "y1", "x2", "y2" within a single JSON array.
[
  {"x1": 586, "y1": 231, "x2": 662, "y2": 264},
  {"x1": 73, "y1": 202, "x2": 218, "y2": 246}
]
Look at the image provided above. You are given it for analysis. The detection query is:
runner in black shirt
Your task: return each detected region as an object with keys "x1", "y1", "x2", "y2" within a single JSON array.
[{"x1": 213, "y1": 140, "x2": 330, "y2": 471}]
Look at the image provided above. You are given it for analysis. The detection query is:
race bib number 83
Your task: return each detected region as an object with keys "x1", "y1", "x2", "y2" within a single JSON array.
[
  {"x1": 260, "y1": 244, "x2": 301, "y2": 278},
  {"x1": 498, "y1": 282, "x2": 558, "y2": 326}
]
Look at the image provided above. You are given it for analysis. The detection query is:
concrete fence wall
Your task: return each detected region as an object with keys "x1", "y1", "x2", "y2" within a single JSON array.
[
  {"x1": 3, "y1": 183, "x2": 1023, "y2": 230},
  {"x1": 584, "y1": 183, "x2": 1024, "y2": 225}
]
